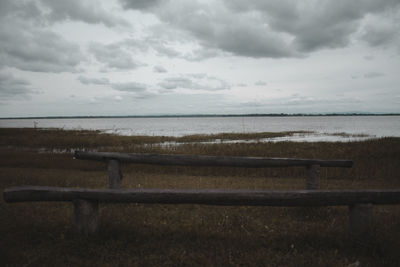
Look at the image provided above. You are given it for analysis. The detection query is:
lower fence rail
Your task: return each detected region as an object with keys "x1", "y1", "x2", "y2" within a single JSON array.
[
  {"x1": 4, "y1": 186, "x2": 400, "y2": 206},
  {"x1": 4, "y1": 186, "x2": 400, "y2": 240}
]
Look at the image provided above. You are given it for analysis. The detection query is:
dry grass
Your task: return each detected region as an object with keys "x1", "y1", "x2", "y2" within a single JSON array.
[{"x1": 1, "y1": 128, "x2": 400, "y2": 266}]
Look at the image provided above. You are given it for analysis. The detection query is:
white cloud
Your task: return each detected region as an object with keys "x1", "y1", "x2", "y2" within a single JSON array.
[
  {"x1": 111, "y1": 82, "x2": 148, "y2": 92},
  {"x1": 78, "y1": 76, "x2": 109, "y2": 85},
  {"x1": 77, "y1": 75, "x2": 155, "y2": 99},
  {"x1": 89, "y1": 42, "x2": 146, "y2": 71},
  {"x1": 153, "y1": 65, "x2": 167, "y2": 73},
  {"x1": 364, "y1": 72, "x2": 385, "y2": 78},
  {"x1": 158, "y1": 73, "x2": 230, "y2": 91},
  {"x1": 255, "y1": 81, "x2": 267, "y2": 86}
]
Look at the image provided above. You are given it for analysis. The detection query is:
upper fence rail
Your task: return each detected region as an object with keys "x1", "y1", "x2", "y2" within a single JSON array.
[{"x1": 73, "y1": 151, "x2": 353, "y2": 168}]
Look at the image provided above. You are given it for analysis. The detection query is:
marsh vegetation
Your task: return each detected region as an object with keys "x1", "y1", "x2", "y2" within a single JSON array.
[{"x1": 1, "y1": 128, "x2": 399, "y2": 266}]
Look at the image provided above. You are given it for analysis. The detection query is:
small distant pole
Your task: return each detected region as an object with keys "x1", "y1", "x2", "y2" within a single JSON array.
[{"x1": 33, "y1": 121, "x2": 38, "y2": 129}]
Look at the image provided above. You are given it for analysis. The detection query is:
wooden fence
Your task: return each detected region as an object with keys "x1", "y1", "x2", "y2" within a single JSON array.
[
  {"x1": 73, "y1": 151, "x2": 354, "y2": 190},
  {"x1": 4, "y1": 151, "x2": 400, "y2": 243}
]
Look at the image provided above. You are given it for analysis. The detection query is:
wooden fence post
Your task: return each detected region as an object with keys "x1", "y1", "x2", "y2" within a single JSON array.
[
  {"x1": 349, "y1": 203, "x2": 373, "y2": 244},
  {"x1": 74, "y1": 199, "x2": 99, "y2": 236},
  {"x1": 306, "y1": 164, "x2": 320, "y2": 189},
  {"x1": 108, "y1": 159, "x2": 123, "y2": 189}
]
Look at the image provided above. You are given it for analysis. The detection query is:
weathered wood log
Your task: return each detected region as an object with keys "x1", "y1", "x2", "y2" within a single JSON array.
[
  {"x1": 108, "y1": 160, "x2": 122, "y2": 189},
  {"x1": 4, "y1": 186, "x2": 400, "y2": 206},
  {"x1": 306, "y1": 164, "x2": 320, "y2": 189},
  {"x1": 74, "y1": 151, "x2": 353, "y2": 168},
  {"x1": 74, "y1": 199, "x2": 99, "y2": 236}
]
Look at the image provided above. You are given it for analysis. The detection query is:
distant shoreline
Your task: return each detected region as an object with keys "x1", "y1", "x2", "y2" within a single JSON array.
[{"x1": 1, "y1": 113, "x2": 400, "y2": 120}]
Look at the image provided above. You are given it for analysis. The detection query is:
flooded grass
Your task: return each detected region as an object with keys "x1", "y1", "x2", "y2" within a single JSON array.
[
  {"x1": 0, "y1": 128, "x2": 313, "y2": 148},
  {"x1": 0, "y1": 128, "x2": 376, "y2": 153},
  {"x1": 1, "y1": 128, "x2": 400, "y2": 266}
]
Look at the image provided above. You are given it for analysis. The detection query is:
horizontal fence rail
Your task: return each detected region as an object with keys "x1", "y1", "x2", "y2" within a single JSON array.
[
  {"x1": 74, "y1": 151, "x2": 353, "y2": 168},
  {"x1": 5, "y1": 186, "x2": 400, "y2": 207},
  {"x1": 6, "y1": 152, "x2": 368, "y2": 238}
]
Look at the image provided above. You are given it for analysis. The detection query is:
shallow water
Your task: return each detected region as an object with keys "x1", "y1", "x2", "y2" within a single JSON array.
[{"x1": 0, "y1": 116, "x2": 399, "y2": 142}]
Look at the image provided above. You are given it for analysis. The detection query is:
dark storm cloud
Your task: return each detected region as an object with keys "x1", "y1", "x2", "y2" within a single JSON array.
[
  {"x1": 119, "y1": 0, "x2": 164, "y2": 10},
  {"x1": 120, "y1": 0, "x2": 400, "y2": 58},
  {"x1": 89, "y1": 43, "x2": 146, "y2": 71},
  {"x1": 0, "y1": 21, "x2": 83, "y2": 72},
  {"x1": 1, "y1": 0, "x2": 128, "y2": 27},
  {"x1": 0, "y1": 0, "x2": 130, "y2": 73},
  {"x1": 156, "y1": 1, "x2": 296, "y2": 58},
  {"x1": 0, "y1": 0, "x2": 86, "y2": 73},
  {"x1": 0, "y1": 0, "x2": 42, "y2": 20},
  {"x1": 225, "y1": 0, "x2": 400, "y2": 52},
  {"x1": 40, "y1": 0, "x2": 129, "y2": 27},
  {"x1": 0, "y1": 72, "x2": 37, "y2": 99},
  {"x1": 361, "y1": 23, "x2": 399, "y2": 47},
  {"x1": 210, "y1": 23, "x2": 294, "y2": 58},
  {"x1": 119, "y1": 0, "x2": 296, "y2": 58}
]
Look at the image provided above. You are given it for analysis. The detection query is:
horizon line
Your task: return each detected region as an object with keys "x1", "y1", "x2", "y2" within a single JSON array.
[{"x1": 1, "y1": 112, "x2": 400, "y2": 120}]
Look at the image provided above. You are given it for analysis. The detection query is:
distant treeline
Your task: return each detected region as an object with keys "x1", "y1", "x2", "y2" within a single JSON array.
[{"x1": 1, "y1": 113, "x2": 400, "y2": 120}]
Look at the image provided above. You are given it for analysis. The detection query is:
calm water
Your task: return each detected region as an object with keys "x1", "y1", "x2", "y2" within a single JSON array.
[{"x1": 0, "y1": 116, "x2": 399, "y2": 141}]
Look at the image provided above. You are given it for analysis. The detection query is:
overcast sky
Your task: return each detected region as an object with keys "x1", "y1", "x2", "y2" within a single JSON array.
[{"x1": 1, "y1": 0, "x2": 399, "y2": 117}]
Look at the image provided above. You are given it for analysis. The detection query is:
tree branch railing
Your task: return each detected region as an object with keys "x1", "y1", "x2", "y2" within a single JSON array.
[
  {"x1": 6, "y1": 150, "x2": 397, "y2": 245},
  {"x1": 74, "y1": 151, "x2": 353, "y2": 190}
]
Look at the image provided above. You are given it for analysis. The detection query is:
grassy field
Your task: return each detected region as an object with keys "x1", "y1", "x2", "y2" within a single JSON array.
[{"x1": 1, "y1": 128, "x2": 400, "y2": 266}]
